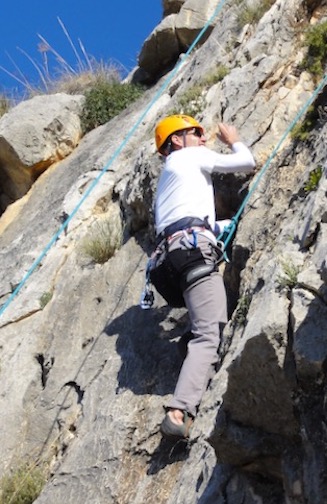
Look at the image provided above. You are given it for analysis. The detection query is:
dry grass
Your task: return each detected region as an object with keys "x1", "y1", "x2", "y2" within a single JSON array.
[
  {"x1": 81, "y1": 215, "x2": 124, "y2": 264},
  {"x1": 0, "y1": 94, "x2": 10, "y2": 117},
  {"x1": 0, "y1": 17, "x2": 125, "y2": 99},
  {"x1": 0, "y1": 462, "x2": 47, "y2": 504},
  {"x1": 236, "y1": 0, "x2": 276, "y2": 29}
]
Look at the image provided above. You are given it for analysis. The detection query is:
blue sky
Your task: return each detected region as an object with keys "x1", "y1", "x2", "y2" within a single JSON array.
[{"x1": 0, "y1": 1, "x2": 162, "y2": 95}]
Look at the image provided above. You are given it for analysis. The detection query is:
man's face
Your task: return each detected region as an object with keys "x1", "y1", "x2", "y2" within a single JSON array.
[{"x1": 172, "y1": 127, "x2": 206, "y2": 149}]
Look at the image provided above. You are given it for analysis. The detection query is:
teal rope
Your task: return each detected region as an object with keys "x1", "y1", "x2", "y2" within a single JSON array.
[
  {"x1": 0, "y1": 0, "x2": 227, "y2": 319},
  {"x1": 218, "y1": 71, "x2": 327, "y2": 253}
]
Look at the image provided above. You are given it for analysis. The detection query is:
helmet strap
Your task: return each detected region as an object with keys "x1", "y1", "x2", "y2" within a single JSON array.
[{"x1": 182, "y1": 130, "x2": 187, "y2": 148}]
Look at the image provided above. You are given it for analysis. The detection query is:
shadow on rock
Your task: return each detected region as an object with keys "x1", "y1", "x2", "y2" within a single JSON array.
[
  {"x1": 147, "y1": 437, "x2": 192, "y2": 475},
  {"x1": 104, "y1": 304, "x2": 189, "y2": 396}
]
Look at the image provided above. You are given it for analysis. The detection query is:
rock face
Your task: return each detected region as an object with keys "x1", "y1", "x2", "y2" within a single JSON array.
[{"x1": 0, "y1": 0, "x2": 327, "y2": 503}]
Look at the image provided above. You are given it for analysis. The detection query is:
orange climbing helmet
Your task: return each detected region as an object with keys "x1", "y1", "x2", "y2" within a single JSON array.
[{"x1": 155, "y1": 114, "x2": 204, "y2": 154}]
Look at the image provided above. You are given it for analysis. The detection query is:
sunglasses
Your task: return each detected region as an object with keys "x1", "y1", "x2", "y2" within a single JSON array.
[
  {"x1": 177, "y1": 127, "x2": 203, "y2": 138},
  {"x1": 191, "y1": 128, "x2": 204, "y2": 137}
]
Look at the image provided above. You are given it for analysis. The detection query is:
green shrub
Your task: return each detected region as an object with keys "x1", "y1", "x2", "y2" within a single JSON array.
[
  {"x1": 0, "y1": 463, "x2": 46, "y2": 504},
  {"x1": 301, "y1": 21, "x2": 327, "y2": 78},
  {"x1": 80, "y1": 79, "x2": 143, "y2": 133},
  {"x1": 236, "y1": 0, "x2": 276, "y2": 29},
  {"x1": 81, "y1": 217, "x2": 123, "y2": 264},
  {"x1": 304, "y1": 165, "x2": 323, "y2": 193}
]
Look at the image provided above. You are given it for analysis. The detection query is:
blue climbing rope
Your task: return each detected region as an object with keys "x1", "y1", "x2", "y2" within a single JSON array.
[
  {"x1": 217, "y1": 71, "x2": 327, "y2": 257},
  {"x1": 0, "y1": 0, "x2": 228, "y2": 319}
]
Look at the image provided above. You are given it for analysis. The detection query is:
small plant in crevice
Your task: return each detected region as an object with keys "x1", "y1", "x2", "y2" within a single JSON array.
[
  {"x1": 277, "y1": 260, "x2": 300, "y2": 290},
  {"x1": 39, "y1": 291, "x2": 53, "y2": 309},
  {"x1": 171, "y1": 65, "x2": 230, "y2": 117},
  {"x1": 236, "y1": 0, "x2": 276, "y2": 30},
  {"x1": 232, "y1": 293, "x2": 252, "y2": 327},
  {"x1": 303, "y1": 165, "x2": 323, "y2": 193},
  {"x1": 225, "y1": 36, "x2": 238, "y2": 53},
  {"x1": 0, "y1": 462, "x2": 47, "y2": 504},
  {"x1": 171, "y1": 84, "x2": 206, "y2": 117},
  {"x1": 300, "y1": 20, "x2": 327, "y2": 79},
  {"x1": 291, "y1": 105, "x2": 318, "y2": 142},
  {"x1": 200, "y1": 65, "x2": 230, "y2": 87},
  {"x1": 81, "y1": 217, "x2": 123, "y2": 264}
]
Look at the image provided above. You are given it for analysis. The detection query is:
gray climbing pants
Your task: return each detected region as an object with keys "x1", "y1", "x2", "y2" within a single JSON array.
[{"x1": 167, "y1": 230, "x2": 227, "y2": 417}]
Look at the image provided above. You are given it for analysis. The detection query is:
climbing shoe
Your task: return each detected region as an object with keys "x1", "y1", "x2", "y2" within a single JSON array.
[{"x1": 160, "y1": 411, "x2": 193, "y2": 440}]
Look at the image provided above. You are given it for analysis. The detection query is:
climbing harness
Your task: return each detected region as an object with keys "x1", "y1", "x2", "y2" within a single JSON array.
[{"x1": 140, "y1": 218, "x2": 224, "y2": 309}]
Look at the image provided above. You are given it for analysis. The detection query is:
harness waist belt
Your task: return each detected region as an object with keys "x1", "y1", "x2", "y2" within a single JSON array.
[{"x1": 157, "y1": 216, "x2": 212, "y2": 242}]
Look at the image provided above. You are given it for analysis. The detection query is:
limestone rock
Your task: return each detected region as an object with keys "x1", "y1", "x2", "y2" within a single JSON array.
[
  {"x1": 163, "y1": 0, "x2": 186, "y2": 16},
  {"x1": 0, "y1": 93, "x2": 84, "y2": 213},
  {"x1": 138, "y1": 15, "x2": 180, "y2": 81},
  {"x1": 137, "y1": 0, "x2": 219, "y2": 82}
]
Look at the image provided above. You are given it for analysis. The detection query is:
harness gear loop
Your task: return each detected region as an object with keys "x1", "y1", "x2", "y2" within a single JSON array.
[{"x1": 140, "y1": 261, "x2": 155, "y2": 309}]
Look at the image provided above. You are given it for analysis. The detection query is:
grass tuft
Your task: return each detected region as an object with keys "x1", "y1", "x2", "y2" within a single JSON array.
[
  {"x1": 0, "y1": 462, "x2": 46, "y2": 504},
  {"x1": 200, "y1": 65, "x2": 230, "y2": 87},
  {"x1": 0, "y1": 95, "x2": 10, "y2": 118},
  {"x1": 236, "y1": 0, "x2": 276, "y2": 29},
  {"x1": 81, "y1": 217, "x2": 123, "y2": 264},
  {"x1": 277, "y1": 260, "x2": 300, "y2": 290}
]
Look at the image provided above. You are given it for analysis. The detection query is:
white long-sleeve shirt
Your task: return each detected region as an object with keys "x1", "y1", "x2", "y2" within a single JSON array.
[{"x1": 155, "y1": 143, "x2": 255, "y2": 235}]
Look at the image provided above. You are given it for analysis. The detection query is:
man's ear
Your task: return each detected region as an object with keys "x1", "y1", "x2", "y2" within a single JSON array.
[{"x1": 171, "y1": 133, "x2": 183, "y2": 149}]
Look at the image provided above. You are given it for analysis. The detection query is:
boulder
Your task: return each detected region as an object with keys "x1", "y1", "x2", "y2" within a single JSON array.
[
  {"x1": 0, "y1": 93, "x2": 84, "y2": 213},
  {"x1": 137, "y1": 0, "x2": 219, "y2": 82}
]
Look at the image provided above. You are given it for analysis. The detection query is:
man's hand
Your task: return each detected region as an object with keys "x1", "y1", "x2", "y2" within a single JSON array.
[{"x1": 216, "y1": 123, "x2": 240, "y2": 147}]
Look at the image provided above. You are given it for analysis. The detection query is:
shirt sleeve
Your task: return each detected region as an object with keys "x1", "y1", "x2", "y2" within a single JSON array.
[{"x1": 201, "y1": 142, "x2": 256, "y2": 174}]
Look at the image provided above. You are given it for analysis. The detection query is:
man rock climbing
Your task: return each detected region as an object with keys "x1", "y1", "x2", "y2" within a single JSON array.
[{"x1": 152, "y1": 114, "x2": 255, "y2": 440}]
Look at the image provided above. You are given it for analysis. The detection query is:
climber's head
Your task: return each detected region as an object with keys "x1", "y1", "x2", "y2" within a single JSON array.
[{"x1": 155, "y1": 114, "x2": 205, "y2": 155}]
